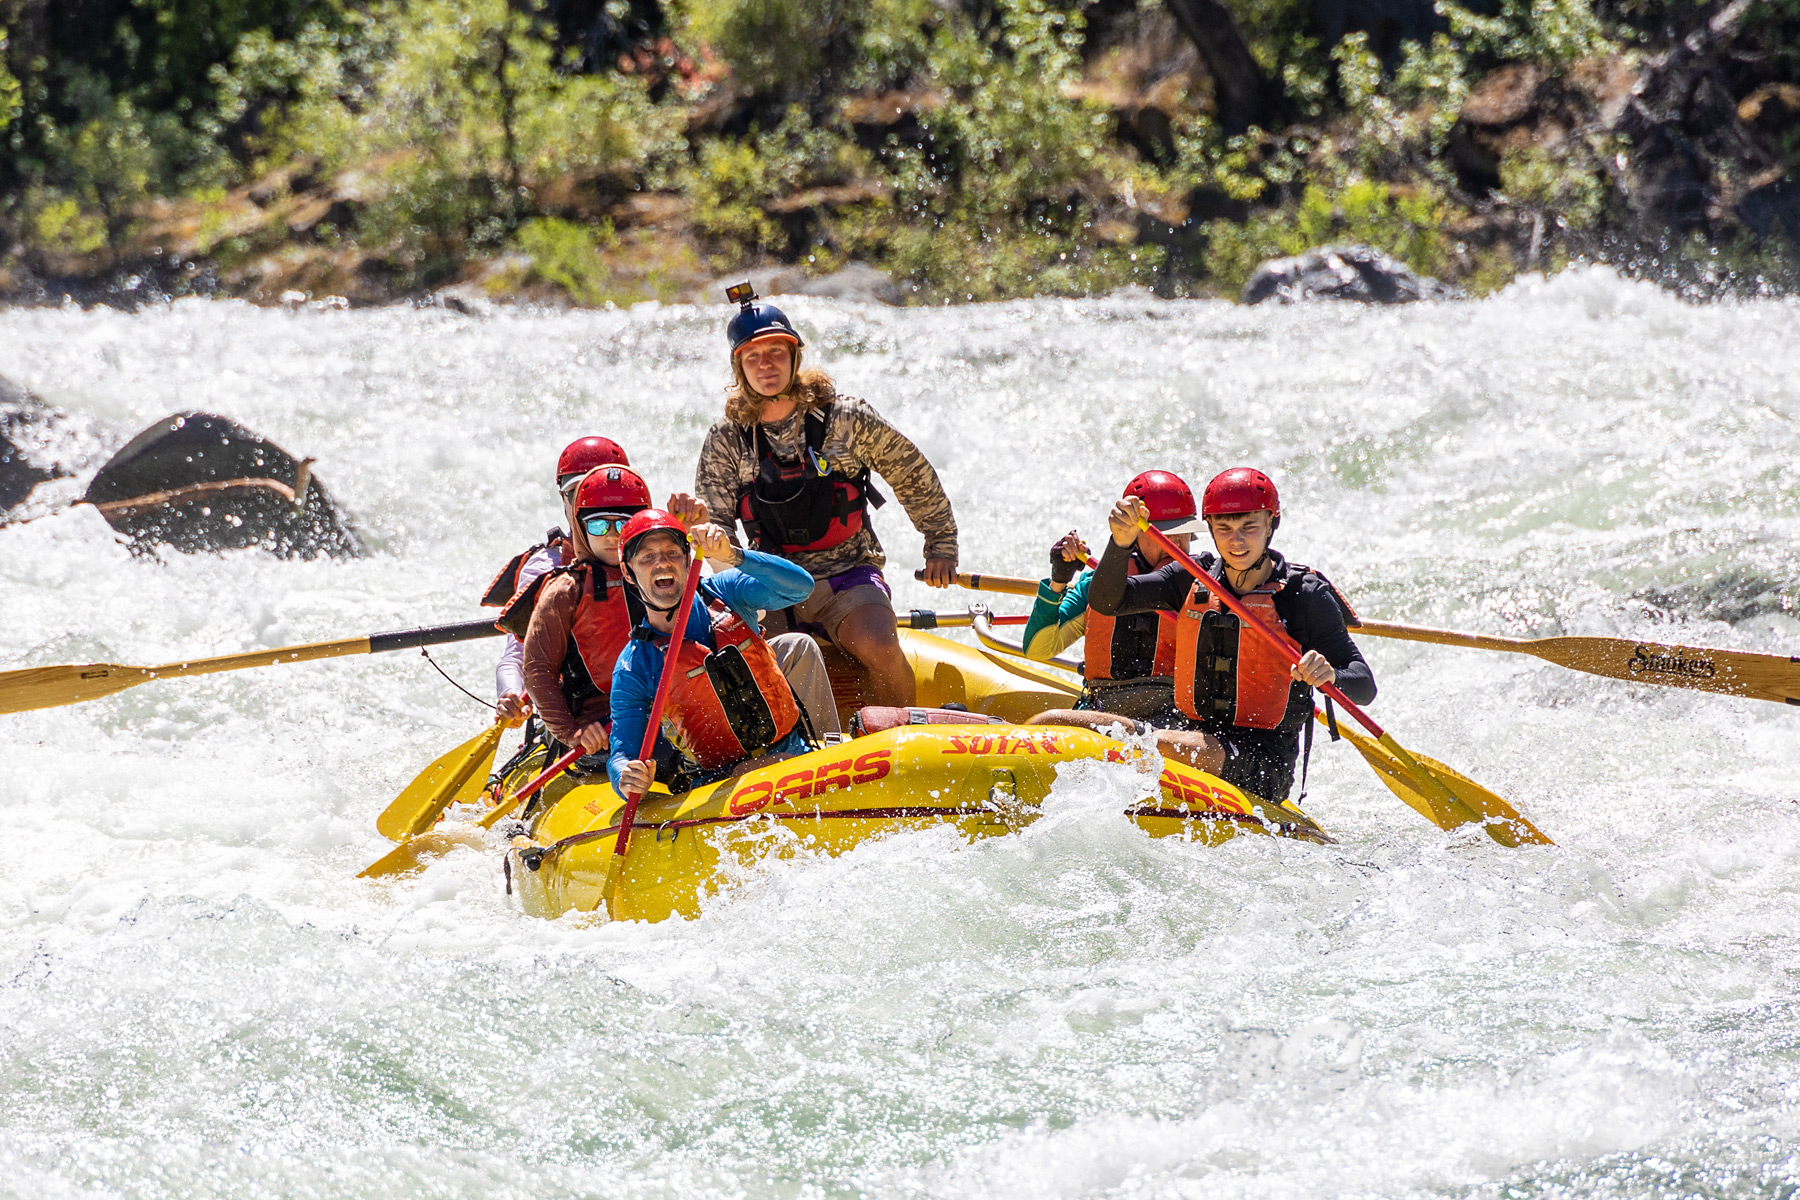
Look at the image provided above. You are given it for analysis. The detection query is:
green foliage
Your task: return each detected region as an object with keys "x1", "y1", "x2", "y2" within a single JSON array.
[
  {"x1": 1500, "y1": 145, "x2": 1604, "y2": 230},
  {"x1": 1201, "y1": 180, "x2": 1453, "y2": 295},
  {"x1": 1328, "y1": 32, "x2": 1468, "y2": 178},
  {"x1": 1438, "y1": 0, "x2": 1614, "y2": 63},
  {"x1": 261, "y1": 0, "x2": 671, "y2": 263},
  {"x1": 515, "y1": 216, "x2": 618, "y2": 304},
  {"x1": 681, "y1": 105, "x2": 873, "y2": 256},
  {"x1": 872, "y1": 0, "x2": 1145, "y2": 298},
  {"x1": 0, "y1": 28, "x2": 20, "y2": 135},
  {"x1": 29, "y1": 195, "x2": 109, "y2": 254}
]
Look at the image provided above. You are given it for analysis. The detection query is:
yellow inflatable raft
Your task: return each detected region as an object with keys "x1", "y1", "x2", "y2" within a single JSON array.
[{"x1": 502, "y1": 628, "x2": 1330, "y2": 922}]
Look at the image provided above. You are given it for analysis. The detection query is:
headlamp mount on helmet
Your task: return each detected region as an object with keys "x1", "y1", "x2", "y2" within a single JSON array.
[{"x1": 724, "y1": 282, "x2": 805, "y2": 356}]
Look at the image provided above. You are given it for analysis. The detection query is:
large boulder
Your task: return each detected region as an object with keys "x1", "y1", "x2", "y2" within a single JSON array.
[
  {"x1": 1241, "y1": 244, "x2": 1462, "y2": 305},
  {"x1": 0, "y1": 377, "x2": 109, "y2": 519},
  {"x1": 82, "y1": 412, "x2": 361, "y2": 558}
]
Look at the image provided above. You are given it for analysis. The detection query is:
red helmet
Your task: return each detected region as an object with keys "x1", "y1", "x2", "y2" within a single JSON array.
[
  {"x1": 1201, "y1": 468, "x2": 1281, "y2": 526},
  {"x1": 1123, "y1": 470, "x2": 1196, "y2": 531},
  {"x1": 556, "y1": 437, "x2": 630, "y2": 487},
  {"x1": 619, "y1": 508, "x2": 690, "y2": 562},
  {"x1": 571, "y1": 465, "x2": 652, "y2": 515}
]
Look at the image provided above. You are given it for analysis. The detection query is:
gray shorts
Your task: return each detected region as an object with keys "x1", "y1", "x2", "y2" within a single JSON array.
[{"x1": 762, "y1": 569, "x2": 893, "y2": 643}]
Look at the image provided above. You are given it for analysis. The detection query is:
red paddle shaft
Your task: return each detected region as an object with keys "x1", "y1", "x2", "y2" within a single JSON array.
[
  {"x1": 1135, "y1": 521, "x2": 1386, "y2": 739},
  {"x1": 503, "y1": 745, "x2": 587, "y2": 810},
  {"x1": 611, "y1": 549, "x2": 706, "y2": 860}
]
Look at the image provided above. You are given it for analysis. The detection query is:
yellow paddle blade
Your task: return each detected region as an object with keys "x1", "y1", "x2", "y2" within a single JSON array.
[
  {"x1": 0, "y1": 662, "x2": 156, "y2": 714},
  {"x1": 357, "y1": 824, "x2": 489, "y2": 879},
  {"x1": 374, "y1": 722, "x2": 506, "y2": 841},
  {"x1": 1324, "y1": 716, "x2": 1554, "y2": 847}
]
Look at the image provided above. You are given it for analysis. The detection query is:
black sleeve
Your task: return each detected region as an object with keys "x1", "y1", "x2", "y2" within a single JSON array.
[
  {"x1": 1284, "y1": 580, "x2": 1376, "y2": 705},
  {"x1": 1088, "y1": 540, "x2": 1192, "y2": 616}
]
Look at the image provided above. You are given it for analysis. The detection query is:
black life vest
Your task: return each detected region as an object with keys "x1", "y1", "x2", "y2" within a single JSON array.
[
  {"x1": 480, "y1": 528, "x2": 571, "y2": 607},
  {"x1": 736, "y1": 404, "x2": 885, "y2": 554}
]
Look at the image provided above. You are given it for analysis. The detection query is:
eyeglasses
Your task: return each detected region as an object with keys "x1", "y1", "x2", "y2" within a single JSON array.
[{"x1": 581, "y1": 513, "x2": 632, "y2": 537}]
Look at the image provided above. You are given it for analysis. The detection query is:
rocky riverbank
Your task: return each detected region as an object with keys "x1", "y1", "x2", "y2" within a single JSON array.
[{"x1": 1, "y1": 0, "x2": 1795, "y2": 309}]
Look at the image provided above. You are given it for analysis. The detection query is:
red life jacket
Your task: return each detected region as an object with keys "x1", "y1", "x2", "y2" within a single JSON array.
[
  {"x1": 658, "y1": 603, "x2": 801, "y2": 770},
  {"x1": 1083, "y1": 551, "x2": 1177, "y2": 683},
  {"x1": 736, "y1": 404, "x2": 885, "y2": 554},
  {"x1": 1172, "y1": 575, "x2": 1302, "y2": 730},
  {"x1": 480, "y1": 529, "x2": 571, "y2": 607},
  {"x1": 498, "y1": 560, "x2": 632, "y2": 715}
]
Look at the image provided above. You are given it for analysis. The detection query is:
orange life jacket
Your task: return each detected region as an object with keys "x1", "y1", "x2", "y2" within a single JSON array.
[
  {"x1": 498, "y1": 560, "x2": 632, "y2": 714},
  {"x1": 1083, "y1": 551, "x2": 1177, "y2": 683},
  {"x1": 658, "y1": 603, "x2": 801, "y2": 770},
  {"x1": 480, "y1": 529, "x2": 572, "y2": 607},
  {"x1": 1172, "y1": 576, "x2": 1302, "y2": 730}
]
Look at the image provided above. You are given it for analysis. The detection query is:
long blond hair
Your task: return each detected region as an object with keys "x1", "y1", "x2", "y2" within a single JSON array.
[{"x1": 724, "y1": 349, "x2": 838, "y2": 426}]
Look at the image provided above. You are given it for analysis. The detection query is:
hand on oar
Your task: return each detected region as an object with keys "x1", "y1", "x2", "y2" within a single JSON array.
[
  {"x1": 913, "y1": 568, "x2": 1039, "y2": 597},
  {"x1": 1135, "y1": 519, "x2": 1552, "y2": 848},
  {"x1": 0, "y1": 618, "x2": 504, "y2": 715},
  {"x1": 1352, "y1": 619, "x2": 1800, "y2": 707}
]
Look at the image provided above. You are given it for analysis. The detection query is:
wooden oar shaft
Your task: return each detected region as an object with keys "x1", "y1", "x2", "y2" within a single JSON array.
[
  {"x1": 1352, "y1": 620, "x2": 1525, "y2": 655},
  {"x1": 914, "y1": 569, "x2": 1039, "y2": 597},
  {"x1": 148, "y1": 635, "x2": 374, "y2": 680},
  {"x1": 900, "y1": 610, "x2": 1028, "y2": 629},
  {"x1": 1, "y1": 618, "x2": 503, "y2": 716}
]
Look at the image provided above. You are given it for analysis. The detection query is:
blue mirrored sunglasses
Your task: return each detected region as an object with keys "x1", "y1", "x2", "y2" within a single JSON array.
[{"x1": 581, "y1": 513, "x2": 632, "y2": 537}]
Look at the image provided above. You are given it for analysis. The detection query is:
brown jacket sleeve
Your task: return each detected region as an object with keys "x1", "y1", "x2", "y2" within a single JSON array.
[
  {"x1": 521, "y1": 573, "x2": 585, "y2": 746},
  {"x1": 846, "y1": 398, "x2": 958, "y2": 564}
]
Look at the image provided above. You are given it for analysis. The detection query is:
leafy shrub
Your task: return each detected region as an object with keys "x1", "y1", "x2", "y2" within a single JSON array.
[
  {"x1": 259, "y1": 0, "x2": 672, "y2": 263},
  {"x1": 514, "y1": 216, "x2": 618, "y2": 303}
]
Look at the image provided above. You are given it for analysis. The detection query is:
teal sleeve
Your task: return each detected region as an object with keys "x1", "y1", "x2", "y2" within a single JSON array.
[{"x1": 1022, "y1": 569, "x2": 1093, "y2": 658}]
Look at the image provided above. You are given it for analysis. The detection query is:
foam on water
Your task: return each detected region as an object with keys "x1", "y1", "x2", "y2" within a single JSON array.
[{"x1": 3, "y1": 270, "x2": 1798, "y2": 1198}]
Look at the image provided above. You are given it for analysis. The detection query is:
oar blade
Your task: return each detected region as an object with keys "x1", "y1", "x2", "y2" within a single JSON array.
[
  {"x1": 374, "y1": 723, "x2": 506, "y2": 841},
  {"x1": 1540, "y1": 637, "x2": 1800, "y2": 707},
  {"x1": 0, "y1": 662, "x2": 154, "y2": 714},
  {"x1": 357, "y1": 825, "x2": 488, "y2": 879},
  {"x1": 1328, "y1": 717, "x2": 1554, "y2": 847}
]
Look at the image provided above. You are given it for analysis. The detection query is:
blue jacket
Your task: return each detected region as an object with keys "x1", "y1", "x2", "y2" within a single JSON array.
[{"x1": 607, "y1": 549, "x2": 814, "y2": 794}]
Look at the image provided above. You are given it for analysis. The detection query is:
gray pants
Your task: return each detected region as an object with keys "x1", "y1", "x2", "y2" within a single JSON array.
[{"x1": 769, "y1": 632, "x2": 842, "y2": 736}]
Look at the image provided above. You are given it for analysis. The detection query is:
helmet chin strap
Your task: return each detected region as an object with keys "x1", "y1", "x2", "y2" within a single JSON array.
[{"x1": 624, "y1": 563, "x2": 688, "y2": 615}]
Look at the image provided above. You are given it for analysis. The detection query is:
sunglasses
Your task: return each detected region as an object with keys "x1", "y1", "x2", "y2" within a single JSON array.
[{"x1": 580, "y1": 513, "x2": 633, "y2": 537}]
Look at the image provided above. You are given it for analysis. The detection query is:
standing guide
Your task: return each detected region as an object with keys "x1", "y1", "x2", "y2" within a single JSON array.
[
  {"x1": 695, "y1": 284, "x2": 959, "y2": 707},
  {"x1": 1049, "y1": 468, "x2": 1375, "y2": 802},
  {"x1": 609, "y1": 510, "x2": 833, "y2": 799}
]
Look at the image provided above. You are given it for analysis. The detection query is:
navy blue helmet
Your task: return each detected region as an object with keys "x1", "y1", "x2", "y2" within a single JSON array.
[{"x1": 725, "y1": 282, "x2": 805, "y2": 354}]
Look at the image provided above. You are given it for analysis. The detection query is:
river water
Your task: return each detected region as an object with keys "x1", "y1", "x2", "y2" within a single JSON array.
[{"x1": 2, "y1": 269, "x2": 1797, "y2": 1199}]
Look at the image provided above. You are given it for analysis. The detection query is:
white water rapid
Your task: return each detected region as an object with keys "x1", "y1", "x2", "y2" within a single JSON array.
[{"x1": 3, "y1": 269, "x2": 1798, "y2": 1199}]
